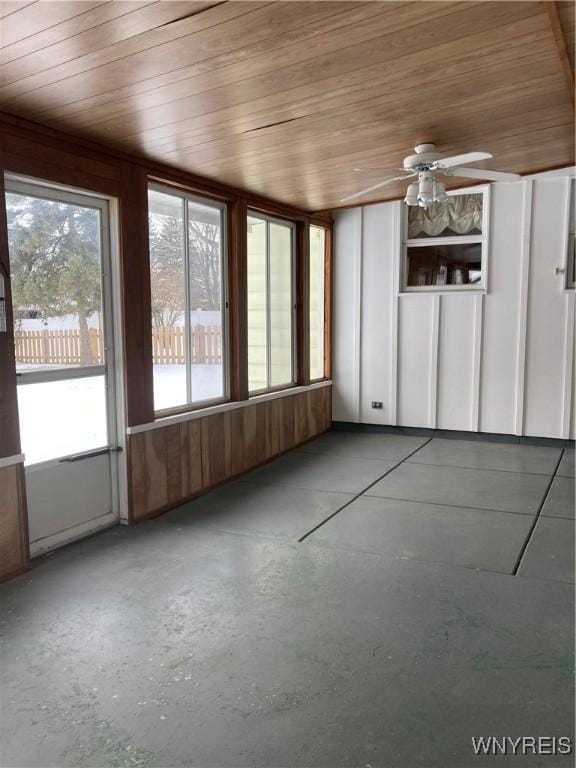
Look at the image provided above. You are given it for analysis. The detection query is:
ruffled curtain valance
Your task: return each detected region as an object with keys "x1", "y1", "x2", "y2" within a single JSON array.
[{"x1": 408, "y1": 194, "x2": 483, "y2": 238}]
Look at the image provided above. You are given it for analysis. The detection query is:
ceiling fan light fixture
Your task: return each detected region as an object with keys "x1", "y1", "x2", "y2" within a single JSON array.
[
  {"x1": 433, "y1": 180, "x2": 448, "y2": 204},
  {"x1": 404, "y1": 182, "x2": 419, "y2": 206},
  {"x1": 417, "y1": 174, "x2": 434, "y2": 206}
]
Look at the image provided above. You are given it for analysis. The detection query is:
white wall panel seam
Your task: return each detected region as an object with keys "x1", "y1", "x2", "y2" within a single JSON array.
[
  {"x1": 514, "y1": 179, "x2": 533, "y2": 436},
  {"x1": 471, "y1": 293, "x2": 483, "y2": 430},
  {"x1": 429, "y1": 295, "x2": 440, "y2": 429},
  {"x1": 353, "y1": 208, "x2": 363, "y2": 423},
  {"x1": 389, "y1": 202, "x2": 401, "y2": 425},
  {"x1": 561, "y1": 292, "x2": 575, "y2": 439}
]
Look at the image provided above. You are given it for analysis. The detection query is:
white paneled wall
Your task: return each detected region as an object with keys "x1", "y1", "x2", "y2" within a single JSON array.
[{"x1": 333, "y1": 170, "x2": 575, "y2": 439}]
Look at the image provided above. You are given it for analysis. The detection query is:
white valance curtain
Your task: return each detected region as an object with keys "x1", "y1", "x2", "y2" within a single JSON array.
[{"x1": 408, "y1": 193, "x2": 483, "y2": 238}]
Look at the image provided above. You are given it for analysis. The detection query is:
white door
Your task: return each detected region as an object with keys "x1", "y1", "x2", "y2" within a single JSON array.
[{"x1": 5, "y1": 178, "x2": 120, "y2": 555}]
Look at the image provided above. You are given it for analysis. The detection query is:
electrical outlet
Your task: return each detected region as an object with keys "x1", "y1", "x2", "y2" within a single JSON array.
[{"x1": 371, "y1": 401, "x2": 383, "y2": 409}]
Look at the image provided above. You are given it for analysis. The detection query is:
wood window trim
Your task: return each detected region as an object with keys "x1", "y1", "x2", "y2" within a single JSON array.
[
  {"x1": 127, "y1": 380, "x2": 333, "y2": 436},
  {"x1": 247, "y1": 210, "x2": 298, "y2": 395},
  {"x1": 307, "y1": 221, "x2": 333, "y2": 382},
  {"x1": 148, "y1": 181, "x2": 230, "y2": 414},
  {"x1": 296, "y1": 219, "x2": 311, "y2": 387}
]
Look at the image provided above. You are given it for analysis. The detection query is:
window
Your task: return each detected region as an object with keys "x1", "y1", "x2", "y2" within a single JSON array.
[
  {"x1": 148, "y1": 184, "x2": 227, "y2": 413},
  {"x1": 566, "y1": 178, "x2": 575, "y2": 290},
  {"x1": 247, "y1": 213, "x2": 295, "y2": 393},
  {"x1": 309, "y1": 225, "x2": 326, "y2": 380},
  {"x1": 402, "y1": 188, "x2": 488, "y2": 291}
]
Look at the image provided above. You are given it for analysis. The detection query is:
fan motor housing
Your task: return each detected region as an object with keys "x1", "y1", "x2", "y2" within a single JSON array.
[{"x1": 403, "y1": 152, "x2": 443, "y2": 171}]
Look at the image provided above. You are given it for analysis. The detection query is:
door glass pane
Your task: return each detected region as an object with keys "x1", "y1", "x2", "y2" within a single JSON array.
[
  {"x1": 17, "y1": 376, "x2": 107, "y2": 465},
  {"x1": 6, "y1": 192, "x2": 104, "y2": 374},
  {"x1": 188, "y1": 200, "x2": 225, "y2": 403},
  {"x1": 247, "y1": 216, "x2": 268, "y2": 392},
  {"x1": 269, "y1": 222, "x2": 293, "y2": 388},
  {"x1": 148, "y1": 188, "x2": 187, "y2": 411},
  {"x1": 309, "y1": 226, "x2": 325, "y2": 380}
]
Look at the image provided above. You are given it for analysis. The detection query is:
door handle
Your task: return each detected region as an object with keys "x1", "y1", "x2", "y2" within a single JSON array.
[{"x1": 60, "y1": 446, "x2": 122, "y2": 463}]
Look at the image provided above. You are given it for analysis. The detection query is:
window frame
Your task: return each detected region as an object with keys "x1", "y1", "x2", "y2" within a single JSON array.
[
  {"x1": 148, "y1": 182, "x2": 230, "y2": 416},
  {"x1": 309, "y1": 223, "x2": 329, "y2": 382},
  {"x1": 400, "y1": 184, "x2": 490, "y2": 294},
  {"x1": 247, "y1": 210, "x2": 297, "y2": 396}
]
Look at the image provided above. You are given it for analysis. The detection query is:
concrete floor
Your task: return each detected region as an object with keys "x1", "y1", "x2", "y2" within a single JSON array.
[{"x1": 1, "y1": 433, "x2": 574, "y2": 767}]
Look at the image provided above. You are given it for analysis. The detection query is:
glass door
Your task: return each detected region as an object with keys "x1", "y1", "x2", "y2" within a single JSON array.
[{"x1": 5, "y1": 177, "x2": 119, "y2": 555}]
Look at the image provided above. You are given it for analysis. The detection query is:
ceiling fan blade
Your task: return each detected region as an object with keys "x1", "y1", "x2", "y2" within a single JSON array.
[
  {"x1": 353, "y1": 167, "x2": 404, "y2": 172},
  {"x1": 434, "y1": 151, "x2": 493, "y2": 169},
  {"x1": 340, "y1": 174, "x2": 414, "y2": 203},
  {"x1": 445, "y1": 166, "x2": 521, "y2": 182}
]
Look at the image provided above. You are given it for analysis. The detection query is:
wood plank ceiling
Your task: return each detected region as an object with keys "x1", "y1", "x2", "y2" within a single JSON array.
[{"x1": 0, "y1": 0, "x2": 574, "y2": 211}]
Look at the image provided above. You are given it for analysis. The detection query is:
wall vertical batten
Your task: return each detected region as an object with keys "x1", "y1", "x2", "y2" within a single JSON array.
[{"x1": 514, "y1": 179, "x2": 533, "y2": 436}]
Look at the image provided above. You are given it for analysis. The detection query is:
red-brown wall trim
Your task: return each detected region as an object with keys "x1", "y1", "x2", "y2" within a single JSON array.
[
  {"x1": 120, "y1": 163, "x2": 155, "y2": 427},
  {"x1": 0, "y1": 140, "x2": 21, "y2": 460}
]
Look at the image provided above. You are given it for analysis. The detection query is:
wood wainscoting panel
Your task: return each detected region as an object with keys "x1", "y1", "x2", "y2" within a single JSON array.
[
  {"x1": 144, "y1": 428, "x2": 168, "y2": 512},
  {"x1": 269, "y1": 395, "x2": 296, "y2": 456},
  {"x1": 128, "y1": 431, "x2": 147, "y2": 521},
  {"x1": 0, "y1": 463, "x2": 29, "y2": 581},
  {"x1": 243, "y1": 401, "x2": 271, "y2": 471},
  {"x1": 181, "y1": 420, "x2": 203, "y2": 500},
  {"x1": 127, "y1": 385, "x2": 332, "y2": 521},
  {"x1": 200, "y1": 412, "x2": 232, "y2": 488}
]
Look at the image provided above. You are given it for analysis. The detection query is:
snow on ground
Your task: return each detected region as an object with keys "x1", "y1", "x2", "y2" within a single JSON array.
[{"x1": 18, "y1": 364, "x2": 223, "y2": 465}]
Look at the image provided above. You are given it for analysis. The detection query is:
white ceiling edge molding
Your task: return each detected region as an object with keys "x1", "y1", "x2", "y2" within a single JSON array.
[{"x1": 523, "y1": 166, "x2": 576, "y2": 180}]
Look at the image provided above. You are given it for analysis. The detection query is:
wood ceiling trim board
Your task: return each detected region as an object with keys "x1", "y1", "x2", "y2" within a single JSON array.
[
  {"x1": 158, "y1": 61, "x2": 563, "y2": 174},
  {"x1": 159, "y1": 52, "x2": 561, "y2": 161},
  {"x1": 0, "y1": 1, "x2": 268, "y2": 105},
  {"x1": 542, "y1": 0, "x2": 575, "y2": 103},
  {"x1": 321, "y1": 161, "x2": 576, "y2": 214},
  {"x1": 197, "y1": 123, "x2": 575, "y2": 205},
  {"x1": 79, "y1": 1, "x2": 540, "y2": 147},
  {"x1": 1, "y1": 1, "x2": 157, "y2": 69},
  {"x1": 0, "y1": 1, "x2": 106, "y2": 48},
  {"x1": 203, "y1": 88, "x2": 571, "y2": 190},
  {"x1": 202, "y1": 123, "x2": 575, "y2": 206},
  {"x1": 0, "y1": 112, "x2": 328, "y2": 220},
  {"x1": 127, "y1": 20, "x2": 553, "y2": 154},
  {"x1": 1, "y1": 2, "x2": 248, "y2": 79},
  {"x1": 74, "y1": 1, "x2": 533, "y2": 140},
  {"x1": 557, "y1": 0, "x2": 575, "y2": 69},
  {"x1": 3, "y1": 0, "x2": 404, "y2": 118},
  {"x1": 0, "y1": 1, "x2": 37, "y2": 20},
  {"x1": 88, "y1": 1, "x2": 507, "y2": 138},
  {"x1": 310, "y1": 130, "x2": 576, "y2": 205},
  {"x1": 301, "y1": 102, "x2": 573, "y2": 196},
  {"x1": 30, "y1": 0, "x2": 383, "y2": 127}
]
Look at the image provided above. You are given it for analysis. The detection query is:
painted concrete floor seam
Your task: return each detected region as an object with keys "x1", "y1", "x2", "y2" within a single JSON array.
[
  {"x1": 512, "y1": 448, "x2": 567, "y2": 576},
  {"x1": 404, "y1": 459, "x2": 559, "y2": 477},
  {"x1": 297, "y1": 437, "x2": 435, "y2": 542},
  {"x1": 359, "y1": 494, "x2": 540, "y2": 519}
]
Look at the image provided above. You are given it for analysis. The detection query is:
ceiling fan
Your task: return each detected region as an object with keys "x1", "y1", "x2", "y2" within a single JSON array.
[{"x1": 341, "y1": 143, "x2": 521, "y2": 206}]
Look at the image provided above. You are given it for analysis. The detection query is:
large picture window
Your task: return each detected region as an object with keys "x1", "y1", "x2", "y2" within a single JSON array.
[
  {"x1": 247, "y1": 213, "x2": 295, "y2": 393},
  {"x1": 148, "y1": 184, "x2": 227, "y2": 413},
  {"x1": 402, "y1": 188, "x2": 489, "y2": 291},
  {"x1": 309, "y1": 225, "x2": 326, "y2": 381}
]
